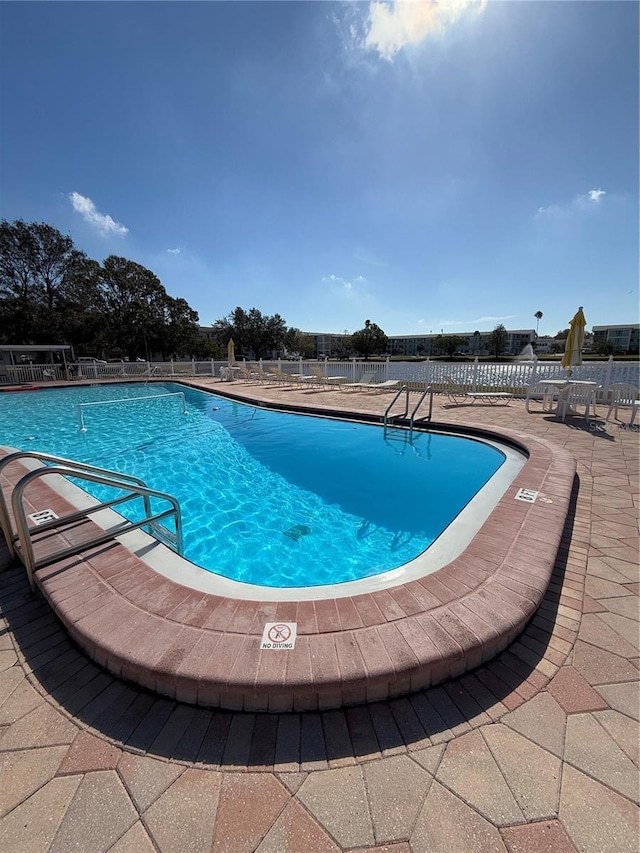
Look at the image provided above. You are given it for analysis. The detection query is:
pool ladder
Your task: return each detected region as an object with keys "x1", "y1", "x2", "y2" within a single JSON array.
[
  {"x1": 383, "y1": 384, "x2": 433, "y2": 437},
  {"x1": 0, "y1": 451, "x2": 183, "y2": 592}
]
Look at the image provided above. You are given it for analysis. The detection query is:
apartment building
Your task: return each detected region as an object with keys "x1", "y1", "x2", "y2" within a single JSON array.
[
  {"x1": 592, "y1": 324, "x2": 639, "y2": 354},
  {"x1": 301, "y1": 329, "x2": 536, "y2": 358}
]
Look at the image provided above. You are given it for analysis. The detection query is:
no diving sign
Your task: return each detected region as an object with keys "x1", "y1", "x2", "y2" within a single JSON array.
[{"x1": 260, "y1": 622, "x2": 297, "y2": 650}]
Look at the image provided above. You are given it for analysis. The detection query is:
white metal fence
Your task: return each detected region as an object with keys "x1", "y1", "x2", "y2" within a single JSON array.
[{"x1": 1, "y1": 356, "x2": 638, "y2": 395}]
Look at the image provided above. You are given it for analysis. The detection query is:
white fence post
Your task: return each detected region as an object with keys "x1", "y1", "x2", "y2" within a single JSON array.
[
  {"x1": 472, "y1": 358, "x2": 479, "y2": 391},
  {"x1": 603, "y1": 356, "x2": 613, "y2": 393}
]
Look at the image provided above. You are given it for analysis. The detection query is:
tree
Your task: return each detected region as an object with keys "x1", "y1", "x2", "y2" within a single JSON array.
[
  {"x1": 0, "y1": 219, "x2": 38, "y2": 342},
  {"x1": 99, "y1": 256, "x2": 175, "y2": 360},
  {"x1": 534, "y1": 311, "x2": 543, "y2": 335},
  {"x1": 212, "y1": 307, "x2": 290, "y2": 359},
  {"x1": 350, "y1": 319, "x2": 388, "y2": 360},
  {"x1": 592, "y1": 338, "x2": 617, "y2": 356},
  {"x1": 334, "y1": 335, "x2": 353, "y2": 359},
  {"x1": 284, "y1": 328, "x2": 315, "y2": 358},
  {"x1": 472, "y1": 330, "x2": 481, "y2": 354},
  {"x1": 487, "y1": 324, "x2": 509, "y2": 359},
  {"x1": 52, "y1": 255, "x2": 104, "y2": 352},
  {"x1": 162, "y1": 296, "x2": 200, "y2": 359},
  {"x1": 0, "y1": 218, "x2": 202, "y2": 359},
  {"x1": 0, "y1": 219, "x2": 95, "y2": 343},
  {"x1": 433, "y1": 334, "x2": 466, "y2": 358}
]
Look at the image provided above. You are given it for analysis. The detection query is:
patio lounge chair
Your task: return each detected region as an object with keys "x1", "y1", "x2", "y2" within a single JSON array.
[
  {"x1": 341, "y1": 371, "x2": 377, "y2": 391},
  {"x1": 268, "y1": 365, "x2": 311, "y2": 385},
  {"x1": 443, "y1": 376, "x2": 511, "y2": 405},
  {"x1": 605, "y1": 382, "x2": 639, "y2": 426},
  {"x1": 341, "y1": 373, "x2": 403, "y2": 393},
  {"x1": 366, "y1": 379, "x2": 405, "y2": 393},
  {"x1": 248, "y1": 364, "x2": 278, "y2": 382},
  {"x1": 232, "y1": 363, "x2": 259, "y2": 382},
  {"x1": 309, "y1": 366, "x2": 349, "y2": 387}
]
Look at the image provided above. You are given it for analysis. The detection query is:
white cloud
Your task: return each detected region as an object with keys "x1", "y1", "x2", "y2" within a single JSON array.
[
  {"x1": 361, "y1": 0, "x2": 487, "y2": 62},
  {"x1": 167, "y1": 247, "x2": 181, "y2": 254},
  {"x1": 353, "y1": 247, "x2": 388, "y2": 267},
  {"x1": 69, "y1": 192, "x2": 128, "y2": 237},
  {"x1": 472, "y1": 314, "x2": 517, "y2": 324},
  {"x1": 436, "y1": 315, "x2": 516, "y2": 328},
  {"x1": 537, "y1": 188, "x2": 607, "y2": 218},
  {"x1": 321, "y1": 273, "x2": 368, "y2": 295}
]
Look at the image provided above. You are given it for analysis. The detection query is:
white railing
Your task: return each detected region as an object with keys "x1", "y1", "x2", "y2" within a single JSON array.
[
  {"x1": 3, "y1": 356, "x2": 637, "y2": 396},
  {"x1": 385, "y1": 357, "x2": 639, "y2": 395},
  {"x1": 2, "y1": 364, "x2": 63, "y2": 383}
]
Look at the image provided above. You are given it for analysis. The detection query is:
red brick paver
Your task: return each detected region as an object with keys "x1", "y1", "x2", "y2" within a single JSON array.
[{"x1": 0, "y1": 381, "x2": 638, "y2": 852}]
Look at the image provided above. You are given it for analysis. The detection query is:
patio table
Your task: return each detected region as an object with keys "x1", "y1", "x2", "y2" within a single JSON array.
[{"x1": 539, "y1": 379, "x2": 599, "y2": 415}]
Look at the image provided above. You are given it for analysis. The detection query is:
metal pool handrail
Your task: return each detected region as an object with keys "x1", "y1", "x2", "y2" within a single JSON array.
[
  {"x1": 76, "y1": 391, "x2": 188, "y2": 431},
  {"x1": 10, "y1": 464, "x2": 183, "y2": 592},
  {"x1": 410, "y1": 386, "x2": 434, "y2": 431},
  {"x1": 383, "y1": 385, "x2": 433, "y2": 434},
  {"x1": 0, "y1": 450, "x2": 152, "y2": 560},
  {"x1": 0, "y1": 451, "x2": 182, "y2": 591}
]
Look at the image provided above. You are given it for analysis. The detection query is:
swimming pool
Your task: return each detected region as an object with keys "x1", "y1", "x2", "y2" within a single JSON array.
[
  {"x1": 1, "y1": 381, "x2": 576, "y2": 711},
  {"x1": 1, "y1": 382, "x2": 523, "y2": 590}
]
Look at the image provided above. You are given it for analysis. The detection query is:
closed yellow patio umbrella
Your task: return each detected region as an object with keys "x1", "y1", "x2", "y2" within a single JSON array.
[
  {"x1": 227, "y1": 338, "x2": 235, "y2": 366},
  {"x1": 561, "y1": 307, "x2": 587, "y2": 372}
]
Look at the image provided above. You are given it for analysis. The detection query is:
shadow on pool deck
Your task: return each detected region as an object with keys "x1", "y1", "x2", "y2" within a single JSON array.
[
  {"x1": 1, "y1": 385, "x2": 638, "y2": 853},
  {"x1": 1, "y1": 474, "x2": 580, "y2": 767}
]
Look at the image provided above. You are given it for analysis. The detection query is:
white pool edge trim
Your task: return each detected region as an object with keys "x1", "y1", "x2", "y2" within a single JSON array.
[{"x1": 6, "y1": 433, "x2": 525, "y2": 602}]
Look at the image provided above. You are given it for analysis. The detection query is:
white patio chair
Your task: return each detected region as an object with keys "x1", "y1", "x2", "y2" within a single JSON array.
[
  {"x1": 557, "y1": 383, "x2": 598, "y2": 424},
  {"x1": 525, "y1": 381, "x2": 561, "y2": 413},
  {"x1": 605, "y1": 382, "x2": 640, "y2": 426}
]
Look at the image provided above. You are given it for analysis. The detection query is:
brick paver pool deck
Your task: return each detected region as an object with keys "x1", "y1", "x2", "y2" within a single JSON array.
[{"x1": 0, "y1": 377, "x2": 638, "y2": 852}]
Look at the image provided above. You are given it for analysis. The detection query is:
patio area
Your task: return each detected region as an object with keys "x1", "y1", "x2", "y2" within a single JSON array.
[{"x1": 0, "y1": 378, "x2": 638, "y2": 852}]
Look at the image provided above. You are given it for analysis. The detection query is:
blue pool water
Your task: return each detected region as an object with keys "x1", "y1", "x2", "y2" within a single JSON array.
[{"x1": 1, "y1": 382, "x2": 506, "y2": 587}]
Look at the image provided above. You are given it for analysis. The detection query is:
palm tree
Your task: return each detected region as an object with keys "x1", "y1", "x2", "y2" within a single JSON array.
[{"x1": 534, "y1": 311, "x2": 543, "y2": 335}]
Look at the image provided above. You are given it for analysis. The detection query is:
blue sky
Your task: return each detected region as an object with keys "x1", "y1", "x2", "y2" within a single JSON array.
[{"x1": 1, "y1": 1, "x2": 638, "y2": 338}]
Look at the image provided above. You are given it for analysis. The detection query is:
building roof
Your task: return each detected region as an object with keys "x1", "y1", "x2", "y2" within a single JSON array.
[
  {"x1": 0, "y1": 344, "x2": 72, "y2": 351},
  {"x1": 592, "y1": 324, "x2": 639, "y2": 331}
]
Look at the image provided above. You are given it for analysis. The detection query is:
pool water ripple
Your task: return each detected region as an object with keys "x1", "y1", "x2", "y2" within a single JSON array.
[{"x1": 1, "y1": 382, "x2": 506, "y2": 587}]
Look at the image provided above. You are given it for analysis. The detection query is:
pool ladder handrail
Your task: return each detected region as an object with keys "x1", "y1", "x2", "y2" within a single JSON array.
[
  {"x1": 0, "y1": 451, "x2": 183, "y2": 592},
  {"x1": 0, "y1": 451, "x2": 152, "y2": 559},
  {"x1": 383, "y1": 384, "x2": 433, "y2": 436}
]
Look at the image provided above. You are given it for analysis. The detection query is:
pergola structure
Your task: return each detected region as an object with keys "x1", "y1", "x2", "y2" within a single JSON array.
[{"x1": 0, "y1": 344, "x2": 73, "y2": 367}]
